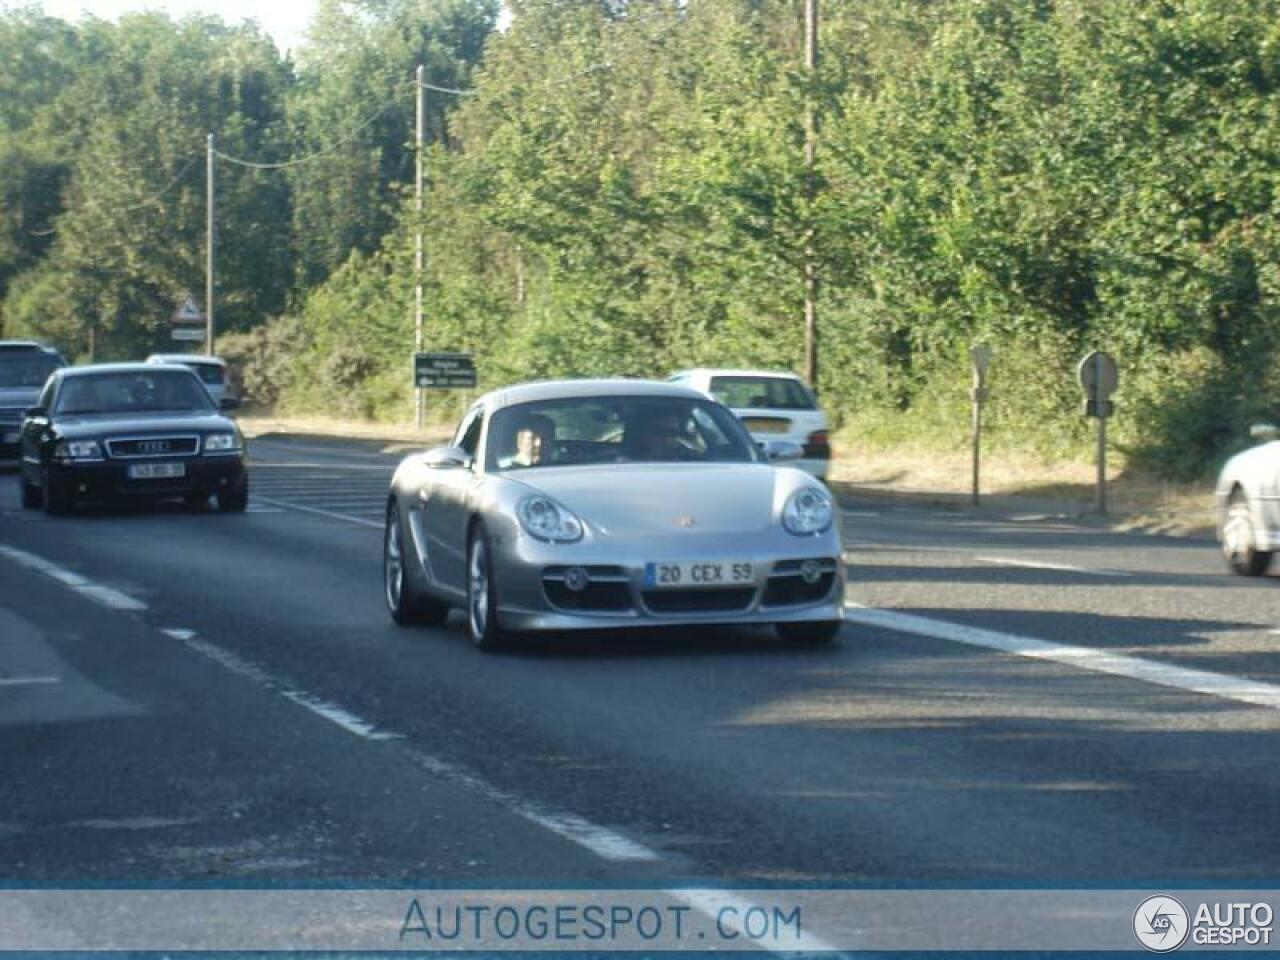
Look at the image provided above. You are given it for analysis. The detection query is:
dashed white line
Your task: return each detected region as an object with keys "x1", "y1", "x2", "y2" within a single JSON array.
[
  {"x1": 0, "y1": 676, "x2": 60, "y2": 687},
  {"x1": 670, "y1": 889, "x2": 842, "y2": 954},
  {"x1": 279, "y1": 690, "x2": 405, "y2": 741},
  {"x1": 254, "y1": 496, "x2": 383, "y2": 529},
  {"x1": 410, "y1": 751, "x2": 659, "y2": 862},
  {"x1": 160, "y1": 628, "x2": 197, "y2": 641},
  {"x1": 0, "y1": 545, "x2": 146, "y2": 612},
  {"x1": 172, "y1": 631, "x2": 658, "y2": 862},
  {"x1": 975, "y1": 555, "x2": 1131, "y2": 578},
  {"x1": 175, "y1": 628, "x2": 662, "y2": 862},
  {"x1": 844, "y1": 601, "x2": 1280, "y2": 711}
]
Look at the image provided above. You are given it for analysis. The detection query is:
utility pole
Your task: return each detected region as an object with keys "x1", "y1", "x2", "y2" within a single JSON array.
[
  {"x1": 414, "y1": 64, "x2": 426, "y2": 429},
  {"x1": 803, "y1": 0, "x2": 819, "y2": 387},
  {"x1": 206, "y1": 132, "x2": 216, "y2": 357}
]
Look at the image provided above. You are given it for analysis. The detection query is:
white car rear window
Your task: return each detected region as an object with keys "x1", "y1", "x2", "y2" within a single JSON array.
[{"x1": 709, "y1": 376, "x2": 815, "y2": 411}]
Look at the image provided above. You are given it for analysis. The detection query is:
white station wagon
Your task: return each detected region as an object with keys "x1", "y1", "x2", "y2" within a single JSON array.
[{"x1": 667, "y1": 368, "x2": 831, "y2": 480}]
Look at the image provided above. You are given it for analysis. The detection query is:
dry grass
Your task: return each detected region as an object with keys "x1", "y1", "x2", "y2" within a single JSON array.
[
  {"x1": 830, "y1": 439, "x2": 1217, "y2": 536},
  {"x1": 238, "y1": 413, "x2": 453, "y2": 451}
]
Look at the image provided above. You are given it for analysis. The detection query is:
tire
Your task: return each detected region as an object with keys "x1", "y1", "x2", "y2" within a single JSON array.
[
  {"x1": 384, "y1": 501, "x2": 449, "y2": 627},
  {"x1": 776, "y1": 620, "x2": 842, "y2": 644},
  {"x1": 216, "y1": 475, "x2": 249, "y2": 513},
  {"x1": 466, "y1": 521, "x2": 506, "y2": 650},
  {"x1": 20, "y1": 471, "x2": 41, "y2": 510},
  {"x1": 41, "y1": 466, "x2": 72, "y2": 515},
  {"x1": 1223, "y1": 490, "x2": 1272, "y2": 577}
]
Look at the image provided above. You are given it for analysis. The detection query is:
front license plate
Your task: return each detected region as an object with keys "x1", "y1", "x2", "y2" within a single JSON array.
[
  {"x1": 645, "y1": 561, "x2": 754, "y2": 589},
  {"x1": 128, "y1": 462, "x2": 186, "y2": 480}
]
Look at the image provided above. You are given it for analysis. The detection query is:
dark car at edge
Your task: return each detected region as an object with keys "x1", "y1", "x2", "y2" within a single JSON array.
[
  {"x1": 0, "y1": 341, "x2": 67, "y2": 465},
  {"x1": 18, "y1": 363, "x2": 248, "y2": 514}
]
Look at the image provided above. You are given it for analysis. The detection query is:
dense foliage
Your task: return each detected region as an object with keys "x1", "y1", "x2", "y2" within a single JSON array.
[{"x1": 3, "y1": 0, "x2": 1278, "y2": 476}]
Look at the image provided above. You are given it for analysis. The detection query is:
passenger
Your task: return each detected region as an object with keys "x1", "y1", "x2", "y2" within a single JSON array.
[{"x1": 499, "y1": 413, "x2": 557, "y2": 468}]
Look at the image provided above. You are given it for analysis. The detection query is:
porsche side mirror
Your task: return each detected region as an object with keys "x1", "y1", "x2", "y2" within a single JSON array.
[{"x1": 422, "y1": 445, "x2": 473, "y2": 470}]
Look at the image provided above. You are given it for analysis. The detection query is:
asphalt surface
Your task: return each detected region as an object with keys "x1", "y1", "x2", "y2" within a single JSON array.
[{"x1": 2, "y1": 432, "x2": 1279, "y2": 889}]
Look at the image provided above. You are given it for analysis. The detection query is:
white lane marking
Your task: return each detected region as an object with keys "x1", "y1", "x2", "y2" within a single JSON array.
[
  {"x1": 410, "y1": 752, "x2": 659, "y2": 863},
  {"x1": 176, "y1": 632, "x2": 659, "y2": 863},
  {"x1": 161, "y1": 628, "x2": 197, "y2": 641},
  {"x1": 254, "y1": 495, "x2": 382, "y2": 529},
  {"x1": 280, "y1": 690, "x2": 405, "y2": 741},
  {"x1": 0, "y1": 546, "x2": 147, "y2": 612},
  {"x1": 248, "y1": 440, "x2": 400, "y2": 460},
  {"x1": 181, "y1": 637, "x2": 404, "y2": 740},
  {"x1": 975, "y1": 555, "x2": 1131, "y2": 578},
  {"x1": 184, "y1": 637, "x2": 278, "y2": 687},
  {"x1": 0, "y1": 676, "x2": 60, "y2": 687},
  {"x1": 844, "y1": 602, "x2": 1280, "y2": 711},
  {"x1": 669, "y1": 889, "x2": 842, "y2": 954}
]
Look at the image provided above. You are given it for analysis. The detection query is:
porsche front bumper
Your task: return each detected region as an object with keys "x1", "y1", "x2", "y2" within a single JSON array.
[{"x1": 488, "y1": 527, "x2": 845, "y2": 632}]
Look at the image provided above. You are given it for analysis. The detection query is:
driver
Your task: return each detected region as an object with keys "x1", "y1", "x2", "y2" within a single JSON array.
[{"x1": 623, "y1": 408, "x2": 694, "y2": 460}]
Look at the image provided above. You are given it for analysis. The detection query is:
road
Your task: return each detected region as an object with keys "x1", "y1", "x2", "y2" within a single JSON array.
[{"x1": 2, "y1": 431, "x2": 1279, "y2": 891}]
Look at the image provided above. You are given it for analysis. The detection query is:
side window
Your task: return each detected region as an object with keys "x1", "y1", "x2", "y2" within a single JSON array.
[
  {"x1": 455, "y1": 411, "x2": 484, "y2": 457},
  {"x1": 38, "y1": 379, "x2": 56, "y2": 411}
]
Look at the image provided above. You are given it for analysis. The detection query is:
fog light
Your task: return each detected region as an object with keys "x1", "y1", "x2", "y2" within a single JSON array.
[
  {"x1": 800, "y1": 560, "x2": 823, "y2": 585},
  {"x1": 564, "y1": 567, "x2": 590, "y2": 592}
]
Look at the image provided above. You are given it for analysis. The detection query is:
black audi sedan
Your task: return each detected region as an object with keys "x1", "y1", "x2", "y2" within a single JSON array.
[{"x1": 17, "y1": 363, "x2": 248, "y2": 514}]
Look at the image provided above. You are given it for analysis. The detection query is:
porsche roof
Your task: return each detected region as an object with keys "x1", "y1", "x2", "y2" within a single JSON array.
[{"x1": 480, "y1": 378, "x2": 704, "y2": 411}]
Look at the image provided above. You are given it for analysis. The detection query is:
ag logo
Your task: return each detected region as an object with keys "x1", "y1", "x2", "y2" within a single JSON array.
[{"x1": 1134, "y1": 896, "x2": 1189, "y2": 952}]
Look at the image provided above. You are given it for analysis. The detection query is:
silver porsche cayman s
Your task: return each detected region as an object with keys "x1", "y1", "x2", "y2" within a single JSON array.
[{"x1": 383, "y1": 379, "x2": 844, "y2": 648}]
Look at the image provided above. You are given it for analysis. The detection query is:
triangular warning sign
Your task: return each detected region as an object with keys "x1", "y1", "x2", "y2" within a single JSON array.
[{"x1": 171, "y1": 294, "x2": 205, "y2": 324}]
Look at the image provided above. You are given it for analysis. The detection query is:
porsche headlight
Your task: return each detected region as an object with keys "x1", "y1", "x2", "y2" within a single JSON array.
[
  {"x1": 518, "y1": 495, "x2": 584, "y2": 543},
  {"x1": 782, "y1": 486, "x2": 833, "y2": 535},
  {"x1": 204, "y1": 432, "x2": 242, "y2": 454},
  {"x1": 55, "y1": 440, "x2": 104, "y2": 462}
]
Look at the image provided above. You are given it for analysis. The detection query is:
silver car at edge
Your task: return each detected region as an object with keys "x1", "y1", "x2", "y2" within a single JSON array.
[
  {"x1": 1216, "y1": 422, "x2": 1280, "y2": 577},
  {"x1": 383, "y1": 379, "x2": 844, "y2": 649}
]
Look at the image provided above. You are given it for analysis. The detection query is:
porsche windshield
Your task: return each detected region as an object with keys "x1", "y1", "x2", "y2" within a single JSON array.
[
  {"x1": 55, "y1": 370, "x2": 216, "y2": 415},
  {"x1": 487, "y1": 396, "x2": 760, "y2": 470}
]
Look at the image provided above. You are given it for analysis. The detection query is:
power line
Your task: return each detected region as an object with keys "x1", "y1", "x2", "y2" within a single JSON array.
[
  {"x1": 29, "y1": 154, "x2": 201, "y2": 237},
  {"x1": 419, "y1": 80, "x2": 474, "y2": 96},
  {"x1": 213, "y1": 80, "x2": 417, "y2": 170}
]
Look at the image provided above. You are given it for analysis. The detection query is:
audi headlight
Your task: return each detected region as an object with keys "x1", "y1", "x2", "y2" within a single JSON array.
[
  {"x1": 782, "y1": 486, "x2": 833, "y2": 535},
  {"x1": 55, "y1": 440, "x2": 104, "y2": 462},
  {"x1": 517, "y1": 495, "x2": 584, "y2": 543},
  {"x1": 204, "y1": 432, "x2": 242, "y2": 454}
]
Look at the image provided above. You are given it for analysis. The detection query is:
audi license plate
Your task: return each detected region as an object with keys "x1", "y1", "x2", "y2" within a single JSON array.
[
  {"x1": 645, "y1": 561, "x2": 754, "y2": 589},
  {"x1": 128, "y1": 462, "x2": 185, "y2": 480}
]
